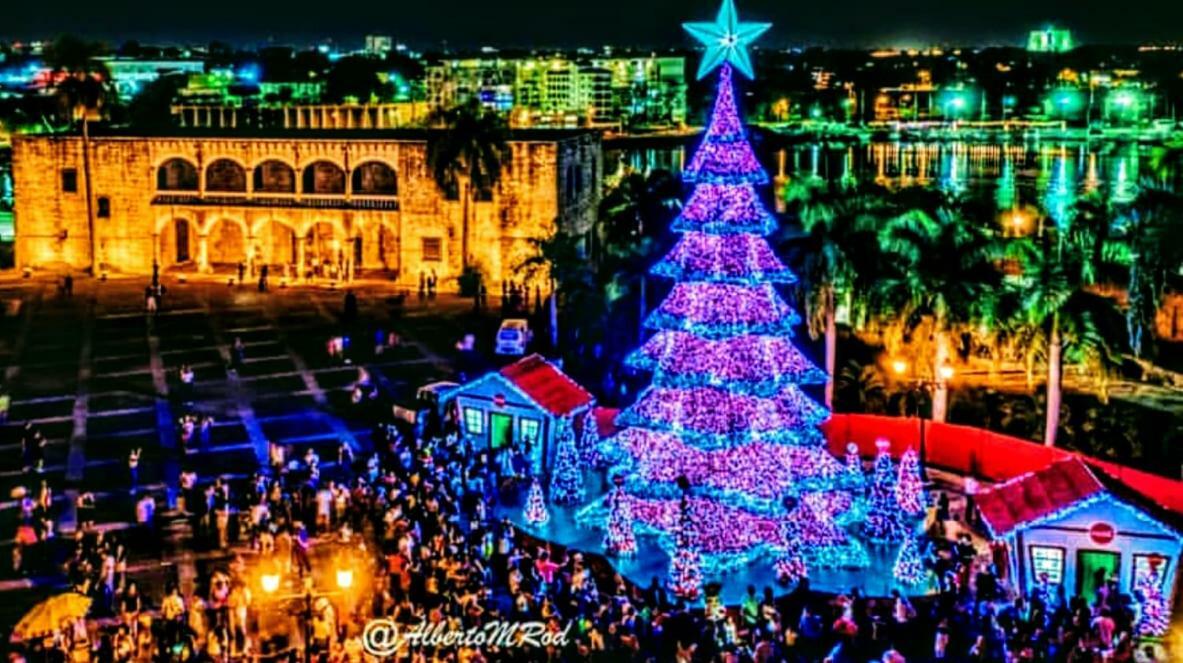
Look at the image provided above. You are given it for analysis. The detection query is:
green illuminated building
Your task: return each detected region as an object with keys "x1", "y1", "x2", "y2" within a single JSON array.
[{"x1": 1027, "y1": 27, "x2": 1075, "y2": 53}]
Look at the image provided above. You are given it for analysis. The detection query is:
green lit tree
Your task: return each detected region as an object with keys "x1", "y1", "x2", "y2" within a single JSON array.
[
  {"x1": 871, "y1": 203, "x2": 1003, "y2": 422},
  {"x1": 780, "y1": 179, "x2": 887, "y2": 407}
]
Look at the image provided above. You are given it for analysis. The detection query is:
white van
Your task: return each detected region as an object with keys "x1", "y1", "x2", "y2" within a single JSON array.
[{"x1": 494, "y1": 319, "x2": 532, "y2": 356}]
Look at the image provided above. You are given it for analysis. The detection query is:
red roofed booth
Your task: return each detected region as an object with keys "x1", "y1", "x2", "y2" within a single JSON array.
[
  {"x1": 450, "y1": 354, "x2": 594, "y2": 474},
  {"x1": 975, "y1": 458, "x2": 1182, "y2": 604}
]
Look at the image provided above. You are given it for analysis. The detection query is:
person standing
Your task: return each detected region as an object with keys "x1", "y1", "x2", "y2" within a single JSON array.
[
  {"x1": 127, "y1": 448, "x2": 141, "y2": 495},
  {"x1": 258, "y1": 264, "x2": 269, "y2": 292},
  {"x1": 237, "y1": 262, "x2": 245, "y2": 285}
]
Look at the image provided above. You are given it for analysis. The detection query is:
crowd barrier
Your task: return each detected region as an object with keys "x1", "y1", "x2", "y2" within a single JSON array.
[{"x1": 823, "y1": 413, "x2": 1183, "y2": 515}]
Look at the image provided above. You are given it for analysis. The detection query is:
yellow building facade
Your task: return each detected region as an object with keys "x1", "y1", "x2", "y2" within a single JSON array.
[{"x1": 12, "y1": 128, "x2": 601, "y2": 288}]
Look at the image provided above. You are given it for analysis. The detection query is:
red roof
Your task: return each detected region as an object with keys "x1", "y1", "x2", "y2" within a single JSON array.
[
  {"x1": 976, "y1": 458, "x2": 1105, "y2": 537},
  {"x1": 500, "y1": 354, "x2": 594, "y2": 417}
]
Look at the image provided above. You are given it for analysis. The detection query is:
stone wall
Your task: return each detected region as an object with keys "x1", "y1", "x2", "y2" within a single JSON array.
[{"x1": 12, "y1": 130, "x2": 601, "y2": 290}]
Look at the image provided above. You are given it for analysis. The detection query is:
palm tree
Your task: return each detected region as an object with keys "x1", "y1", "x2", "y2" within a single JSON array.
[
  {"x1": 426, "y1": 99, "x2": 511, "y2": 270},
  {"x1": 43, "y1": 35, "x2": 114, "y2": 275},
  {"x1": 871, "y1": 204, "x2": 1003, "y2": 422},
  {"x1": 1117, "y1": 186, "x2": 1183, "y2": 359},
  {"x1": 779, "y1": 178, "x2": 887, "y2": 407},
  {"x1": 596, "y1": 169, "x2": 681, "y2": 341},
  {"x1": 517, "y1": 232, "x2": 603, "y2": 354},
  {"x1": 1006, "y1": 232, "x2": 1120, "y2": 446}
]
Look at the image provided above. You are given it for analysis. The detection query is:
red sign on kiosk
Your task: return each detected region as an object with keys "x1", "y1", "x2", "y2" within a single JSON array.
[
  {"x1": 493, "y1": 393, "x2": 506, "y2": 407},
  {"x1": 1088, "y1": 522, "x2": 1116, "y2": 545}
]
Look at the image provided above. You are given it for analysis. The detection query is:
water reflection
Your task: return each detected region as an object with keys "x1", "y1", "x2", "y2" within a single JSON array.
[{"x1": 609, "y1": 140, "x2": 1171, "y2": 221}]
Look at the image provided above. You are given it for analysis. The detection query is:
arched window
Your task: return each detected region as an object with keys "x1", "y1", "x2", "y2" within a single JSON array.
[
  {"x1": 253, "y1": 160, "x2": 296, "y2": 193},
  {"x1": 351, "y1": 161, "x2": 398, "y2": 196},
  {"x1": 302, "y1": 161, "x2": 346, "y2": 194},
  {"x1": 156, "y1": 158, "x2": 199, "y2": 191},
  {"x1": 205, "y1": 159, "x2": 247, "y2": 192}
]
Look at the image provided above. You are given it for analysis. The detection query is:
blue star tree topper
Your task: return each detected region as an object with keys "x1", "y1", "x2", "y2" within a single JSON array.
[{"x1": 683, "y1": 0, "x2": 771, "y2": 80}]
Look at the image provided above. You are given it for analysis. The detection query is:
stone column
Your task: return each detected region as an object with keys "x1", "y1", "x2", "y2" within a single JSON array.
[
  {"x1": 296, "y1": 240, "x2": 306, "y2": 282},
  {"x1": 198, "y1": 235, "x2": 210, "y2": 272},
  {"x1": 153, "y1": 232, "x2": 161, "y2": 266}
]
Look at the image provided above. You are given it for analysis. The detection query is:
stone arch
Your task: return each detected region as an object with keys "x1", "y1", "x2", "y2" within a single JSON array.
[
  {"x1": 302, "y1": 160, "x2": 347, "y2": 194},
  {"x1": 205, "y1": 158, "x2": 248, "y2": 192},
  {"x1": 351, "y1": 160, "x2": 398, "y2": 195},
  {"x1": 360, "y1": 219, "x2": 400, "y2": 272},
  {"x1": 253, "y1": 159, "x2": 296, "y2": 193},
  {"x1": 304, "y1": 220, "x2": 345, "y2": 277},
  {"x1": 206, "y1": 217, "x2": 247, "y2": 267},
  {"x1": 156, "y1": 157, "x2": 199, "y2": 191},
  {"x1": 253, "y1": 218, "x2": 298, "y2": 268}
]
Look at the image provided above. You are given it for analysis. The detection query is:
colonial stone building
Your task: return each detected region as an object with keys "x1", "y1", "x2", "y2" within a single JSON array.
[{"x1": 12, "y1": 127, "x2": 601, "y2": 288}]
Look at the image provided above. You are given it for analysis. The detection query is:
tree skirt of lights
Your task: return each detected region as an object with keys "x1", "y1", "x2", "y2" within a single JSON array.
[
  {"x1": 600, "y1": 428, "x2": 858, "y2": 514},
  {"x1": 576, "y1": 493, "x2": 869, "y2": 576}
]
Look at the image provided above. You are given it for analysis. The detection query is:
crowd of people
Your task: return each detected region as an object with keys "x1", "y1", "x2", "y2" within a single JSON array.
[
  {"x1": 11, "y1": 407, "x2": 1170, "y2": 662},
  {"x1": 3, "y1": 285, "x2": 1170, "y2": 662}
]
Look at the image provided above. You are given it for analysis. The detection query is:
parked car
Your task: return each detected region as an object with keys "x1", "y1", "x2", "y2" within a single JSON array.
[
  {"x1": 391, "y1": 381, "x2": 459, "y2": 437},
  {"x1": 494, "y1": 319, "x2": 532, "y2": 356}
]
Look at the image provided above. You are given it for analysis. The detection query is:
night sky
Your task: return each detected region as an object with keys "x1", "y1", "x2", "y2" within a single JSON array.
[{"x1": 4, "y1": 0, "x2": 1182, "y2": 49}]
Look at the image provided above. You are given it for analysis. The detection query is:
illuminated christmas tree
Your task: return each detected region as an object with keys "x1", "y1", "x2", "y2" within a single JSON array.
[
  {"x1": 1135, "y1": 559, "x2": 1168, "y2": 636},
  {"x1": 844, "y1": 442, "x2": 864, "y2": 488},
  {"x1": 549, "y1": 419, "x2": 585, "y2": 505},
  {"x1": 864, "y1": 440, "x2": 908, "y2": 542},
  {"x1": 579, "y1": 410, "x2": 602, "y2": 467},
  {"x1": 574, "y1": 0, "x2": 870, "y2": 580},
  {"x1": 896, "y1": 447, "x2": 925, "y2": 516},
  {"x1": 523, "y1": 478, "x2": 549, "y2": 526},
  {"x1": 893, "y1": 535, "x2": 924, "y2": 586},
  {"x1": 604, "y1": 475, "x2": 638, "y2": 557},
  {"x1": 669, "y1": 479, "x2": 703, "y2": 600}
]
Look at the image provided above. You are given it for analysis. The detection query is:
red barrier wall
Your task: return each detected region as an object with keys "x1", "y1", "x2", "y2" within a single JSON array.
[{"x1": 823, "y1": 414, "x2": 1183, "y2": 516}]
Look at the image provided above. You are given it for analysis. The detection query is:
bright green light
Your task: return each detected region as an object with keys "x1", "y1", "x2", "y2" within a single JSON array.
[{"x1": 810, "y1": 106, "x2": 822, "y2": 119}]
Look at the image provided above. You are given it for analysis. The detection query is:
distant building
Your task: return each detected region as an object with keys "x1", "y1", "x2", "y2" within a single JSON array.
[
  {"x1": 96, "y1": 57, "x2": 206, "y2": 100},
  {"x1": 1027, "y1": 27, "x2": 1075, "y2": 53},
  {"x1": 427, "y1": 54, "x2": 687, "y2": 128},
  {"x1": 11, "y1": 127, "x2": 601, "y2": 287},
  {"x1": 365, "y1": 35, "x2": 394, "y2": 57}
]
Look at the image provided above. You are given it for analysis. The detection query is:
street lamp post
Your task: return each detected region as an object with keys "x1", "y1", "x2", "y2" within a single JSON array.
[
  {"x1": 259, "y1": 564, "x2": 353, "y2": 663},
  {"x1": 891, "y1": 360, "x2": 954, "y2": 476}
]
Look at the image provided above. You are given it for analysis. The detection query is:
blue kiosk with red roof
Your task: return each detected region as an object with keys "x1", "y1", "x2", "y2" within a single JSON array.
[
  {"x1": 976, "y1": 458, "x2": 1182, "y2": 605},
  {"x1": 449, "y1": 354, "x2": 594, "y2": 475}
]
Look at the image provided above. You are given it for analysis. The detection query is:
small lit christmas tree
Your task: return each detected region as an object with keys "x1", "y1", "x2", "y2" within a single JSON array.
[
  {"x1": 1135, "y1": 558, "x2": 1169, "y2": 636},
  {"x1": 604, "y1": 474, "x2": 638, "y2": 557},
  {"x1": 893, "y1": 535, "x2": 924, "y2": 586},
  {"x1": 844, "y1": 442, "x2": 864, "y2": 488},
  {"x1": 669, "y1": 477, "x2": 703, "y2": 601},
  {"x1": 896, "y1": 447, "x2": 925, "y2": 516},
  {"x1": 579, "y1": 410, "x2": 602, "y2": 466},
  {"x1": 864, "y1": 439, "x2": 908, "y2": 542},
  {"x1": 550, "y1": 418, "x2": 585, "y2": 505},
  {"x1": 523, "y1": 477, "x2": 550, "y2": 526}
]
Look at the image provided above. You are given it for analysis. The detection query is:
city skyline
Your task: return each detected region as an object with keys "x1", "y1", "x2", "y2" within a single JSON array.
[{"x1": 3, "y1": 0, "x2": 1183, "y2": 50}]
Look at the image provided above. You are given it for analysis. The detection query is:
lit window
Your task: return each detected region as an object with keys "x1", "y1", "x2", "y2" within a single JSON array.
[
  {"x1": 422, "y1": 237, "x2": 442, "y2": 262},
  {"x1": 1030, "y1": 545, "x2": 1065, "y2": 585},
  {"x1": 1132, "y1": 554, "x2": 1171, "y2": 592},
  {"x1": 519, "y1": 418, "x2": 541, "y2": 445},
  {"x1": 463, "y1": 407, "x2": 484, "y2": 435}
]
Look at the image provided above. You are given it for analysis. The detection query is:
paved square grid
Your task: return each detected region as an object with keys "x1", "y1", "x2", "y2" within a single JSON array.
[{"x1": 0, "y1": 277, "x2": 460, "y2": 624}]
